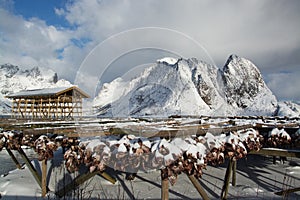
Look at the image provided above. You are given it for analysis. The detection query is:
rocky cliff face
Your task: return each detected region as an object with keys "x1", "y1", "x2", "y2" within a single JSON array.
[
  {"x1": 94, "y1": 55, "x2": 278, "y2": 117},
  {"x1": 221, "y1": 55, "x2": 277, "y2": 115}
]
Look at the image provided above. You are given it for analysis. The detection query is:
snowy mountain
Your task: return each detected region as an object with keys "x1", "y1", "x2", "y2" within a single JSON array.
[
  {"x1": 94, "y1": 55, "x2": 279, "y2": 117},
  {"x1": 1, "y1": 57, "x2": 298, "y2": 117},
  {"x1": 0, "y1": 64, "x2": 72, "y2": 114},
  {"x1": 275, "y1": 101, "x2": 300, "y2": 117}
]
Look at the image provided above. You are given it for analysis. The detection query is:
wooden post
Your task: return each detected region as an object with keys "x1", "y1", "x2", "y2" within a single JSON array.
[
  {"x1": 42, "y1": 159, "x2": 48, "y2": 197},
  {"x1": 24, "y1": 99, "x2": 28, "y2": 118},
  {"x1": 6, "y1": 149, "x2": 22, "y2": 169},
  {"x1": 187, "y1": 175, "x2": 209, "y2": 200},
  {"x1": 31, "y1": 99, "x2": 35, "y2": 118},
  {"x1": 17, "y1": 148, "x2": 42, "y2": 188},
  {"x1": 11, "y1": 98, "x2": 16, "y2": 118},
  {"x1": 47, "y1": 98, "x2": 51, "y2": 118},
  {"x1": 231, "y1": 158, "x2": 236, "y2": 186},
  {"x1": 161, "y1": 169, "x2": 169, "y2": 200},
  {"x1": 221, "y1": 158, "x2": 233, "y2": 200}
]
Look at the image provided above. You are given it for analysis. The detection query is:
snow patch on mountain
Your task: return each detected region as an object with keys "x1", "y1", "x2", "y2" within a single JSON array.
[
  {"x1": 157, "y1": 57, "x2": 179, "y2": 65},
  {"x1": 276, "y1": 101, "x2": 300, "y2": 117},
  {"x1": 0, "y1": 64, "x2": 72, "y2": 114}
]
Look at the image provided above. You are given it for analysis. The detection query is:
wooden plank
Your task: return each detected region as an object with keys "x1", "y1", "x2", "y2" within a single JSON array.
[
  {"x1": 221, "y1": 158, "x2": 233, "y2": 200},
  {"x1": 6, "y1": 149, "x2": 22, "y2": 169},
  {"x1": 250, "y1": 148, "x2": 300, "y2": 158},
  {"x1": 187, "y1": 175, "x2": 209, "y2": 200},
  {"x1": 42, "y1": 159, "x2": 48, "y2": 197},
  {"x1": 275, "y1": 187, "x2": 300, "y2": 196},
  {"x1": 17, "y1": 148, "x2": 42, "y2": 189}
]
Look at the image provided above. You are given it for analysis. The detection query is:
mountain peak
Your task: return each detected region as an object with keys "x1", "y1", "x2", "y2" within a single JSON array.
[
  {"x1": 157, "y1": 57, "x2": 180, "y2": 66},
  {"x1": 228, "y1": 54, "x2": 240, "y2": 61}
]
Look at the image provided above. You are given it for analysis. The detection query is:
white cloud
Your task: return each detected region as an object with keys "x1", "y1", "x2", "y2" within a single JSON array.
[
  {"x1": 266, "y1": 71, "x2": 300, "y2": 101},
  {"x1": 0, "y1": 0, "x2": 300, "y2": 101}
]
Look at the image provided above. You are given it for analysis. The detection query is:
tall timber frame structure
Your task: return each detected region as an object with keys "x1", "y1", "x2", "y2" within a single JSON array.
[{"x1": 6, "y1": 86, "x2": 90, "y2": 119}]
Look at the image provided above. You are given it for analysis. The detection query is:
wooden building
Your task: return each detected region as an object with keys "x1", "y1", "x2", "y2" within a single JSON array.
[{"x1": 6, "y1": 86, "x2": 90, "y2": 119}]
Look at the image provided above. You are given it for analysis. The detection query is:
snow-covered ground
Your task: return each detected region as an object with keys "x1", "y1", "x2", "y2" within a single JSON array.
[{"x1": 0, "y1": 149, "x2": 299, "y2": 199}]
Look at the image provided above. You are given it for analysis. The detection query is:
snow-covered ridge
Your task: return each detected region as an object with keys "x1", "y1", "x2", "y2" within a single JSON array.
[
  {"x1": 276, "y1": 101, "x2": 300, "y2": 117},
  {"x1": 157, "y1": 57, "x2": 179, "y2": 65},
  {"x1": 94, "y1": 55, "x2": 280, "y2": 117},
  {"x1": 0, "y1": 63, "x2": 72, "y2": 114}
]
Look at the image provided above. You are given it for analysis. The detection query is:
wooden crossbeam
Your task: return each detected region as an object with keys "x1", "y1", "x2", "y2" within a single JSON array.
[
  {"x1": 187, "y1": 175, "x2": 209, "y2": 200},
  {"x1": 275, "y1": 187, "x2": 300, "y2": 196},
  {"x1": 56, "y1": 170, "x2": 116, "y2": 198},
  {"x1": 6, "y1": 149, "x2": 22, "y2": 169},
  {"x1": 250, "y1": 148, "x2": 300, "y2": 158},
  {"x1": 17, "y1": 148, "x2": 42, "y2": 189}
]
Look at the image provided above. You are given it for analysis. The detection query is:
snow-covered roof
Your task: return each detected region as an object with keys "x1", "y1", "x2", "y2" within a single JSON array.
[{"x1": 6, "y1": 86, "x2": 90, "y2": 98}]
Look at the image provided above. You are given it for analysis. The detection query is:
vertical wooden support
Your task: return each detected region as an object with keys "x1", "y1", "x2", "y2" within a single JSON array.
[
  {"x1": 40, "y1": 98, "x2": 43, "y2": 118},
  {"x1": 11, "y1": 99, "x2": 15, "y2": 118},
  {"x1": 56, "y1": 97, "x2": 59, "y2": 118},
  {"x1": 231, "y1": 158, "x2": 236, "y2": 186},
  {"x1": 31, "y1": 99, "x2": 35, "y2": 118},
  {"x1": 187, "y1": 175, "x2": 209, "y2": 200},
  {"x1": 24, "y1": 99, "x2": 28, "y2": 118},
  {"x1": 161, "y1": 169, "x2": 169, "y2": 200},
  {"x1": 6, "y1": 149, "x2": 22, "y2": 169},
  {"x1": 17, "y1": 148, "x2": 42, "y2": 188},
  {"x1": 48, "y1": 98, "x2": 51, "y2": 118},
  {"x1": 221, "y1": 158, "x2": 233, "y2": 200},
  {"x1": 42, "y1": 159, "x2": 48, "y2": 197}
]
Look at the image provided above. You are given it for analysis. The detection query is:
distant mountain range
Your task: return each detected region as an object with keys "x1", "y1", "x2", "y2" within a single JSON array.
[
  {"x1": 93, "y1": 55, "x2": 300, "y2": 117},
  {"x1": 1, "y1": 55, "x2": 299, "y2": 117},
  {"x1": 0, "y1": 64, "x2": 72, "y2": 114}
]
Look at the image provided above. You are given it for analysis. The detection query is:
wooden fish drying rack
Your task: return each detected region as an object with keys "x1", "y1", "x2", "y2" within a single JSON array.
[{"x1": 1, "y1": 116, "x2": 299, "y2": 199}]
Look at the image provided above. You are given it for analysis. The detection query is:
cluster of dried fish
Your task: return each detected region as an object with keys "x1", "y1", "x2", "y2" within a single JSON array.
[
  {"x1": 266, "y1": 128, "x2": 291, "y2": 148},
  {"x1": 0, "y1": 130, "x2": 79, "y2": 162},
  {"x1": 63, "y1": 128, "x2": 263, "y2": 185},
  {"x1": 64, "y1": 145, "x2": 85, "y2": 173},
  {"x1": 34, "y1": 135, "x2": 58, "y2": 160},
  {"x1": 0, "y1": 130, "x2": 23, "y2": 150}
]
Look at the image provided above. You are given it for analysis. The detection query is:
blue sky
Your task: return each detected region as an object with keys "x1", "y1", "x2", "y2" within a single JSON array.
[
  {"x1": 14, "y1": 1, "x2": 65, "y2": 25},
  {"x1": 3, "y1": 0, "x2": 68, "y2": 26},
  {"x1": 0, "y1": 0, "x2": 300, "y2": 101}
]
